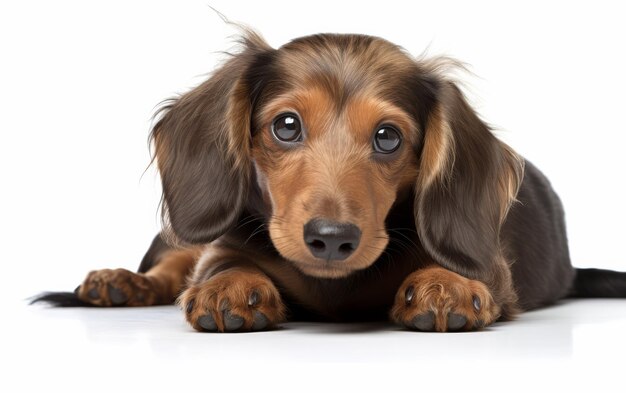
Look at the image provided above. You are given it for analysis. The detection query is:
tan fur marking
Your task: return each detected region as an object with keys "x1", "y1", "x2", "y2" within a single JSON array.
[
  {"x1": 418, "y1": 104, "x2": 454, "y2": 188},
  {"x1": 76, "y1": 268, "x2": 159, "y2": 306},
  {"x1": 76, "y1": 247, "x2": 200, "y2": 306},
  {"x1": 497, "y1": 143, "x2": 525, "y2": 222},
  {"x1": 179, "y1": 246, "x2": 287, "y2": 332},
  {"x1": 145, "y1": 247, "x2": 201, "y2": 301},
  {"x1": 225, "y1": 78, "x2": 253, "y2": 171},
  {"x1": 390, "y1": 266, "x2": 501, "y2": 331},
  {"x1": 253, "y1": 85, "x2": 420, "y2": 278},
  {"x1": 190, "y1": 243, "x2": 335, "y2": 318}
]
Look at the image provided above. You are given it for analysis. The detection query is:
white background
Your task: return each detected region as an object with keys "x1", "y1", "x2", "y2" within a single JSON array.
[
  {"x1": 1, "y1": 0, "x2": 625, "y2": 298},
  {"x1": 1, "y1": 1, "x2": 625, "y2": 391}
]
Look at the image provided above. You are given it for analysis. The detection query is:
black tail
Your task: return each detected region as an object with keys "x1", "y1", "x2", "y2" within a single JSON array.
[
  {"x1": 30, "y1": 233, "x2": 170, "y2": 308},
  {"x1": 29, "y1": 291, "x2": 95, "y2": 307},
  {"x1": 571, "y1": 268, "x2": 626, "y2": 298}
]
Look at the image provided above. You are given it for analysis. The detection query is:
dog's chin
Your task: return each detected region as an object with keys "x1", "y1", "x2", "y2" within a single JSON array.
[
  {"x1": 294, "y1": 262, "x2": 357, "y2": 279},
  {"x1": 274, "y1": 242, "x2": 387, "y2": 279}
]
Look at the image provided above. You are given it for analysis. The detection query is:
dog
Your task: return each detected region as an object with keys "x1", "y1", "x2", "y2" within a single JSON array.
[{"x1": 34, "y1": 30, "x2": 626, "y2": 332}]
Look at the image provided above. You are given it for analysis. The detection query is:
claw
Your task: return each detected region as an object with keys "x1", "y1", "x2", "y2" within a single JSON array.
[
  {"x1": 472, "y1": 296, "x2": 481, "y2": 311},
  {"x1": 186, "y1": 299, "x2": 195, "y2": 314},
  {"x1": 404, "y1": 285, "x2": 415, "y2": 305},
  {"x1": 248, "y1": 290, "x2": 260, "y2": 307}
]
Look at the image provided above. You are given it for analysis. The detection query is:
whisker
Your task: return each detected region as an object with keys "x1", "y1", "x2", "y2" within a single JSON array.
[
  {"x1": 243, "y1": 223, "x2": 268, "y2": 245},
  {"x1": 387, "y1": 229, "x2": 420, "y2": 251},
  {"x1": 233, "y1": 215, "x2": 265, "y2": 232},
  {"x1": 387, "y1": 227, "x2": 419, "y2": 235}
]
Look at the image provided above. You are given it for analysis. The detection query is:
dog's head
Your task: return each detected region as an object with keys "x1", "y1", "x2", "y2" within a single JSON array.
[{"x1": 152, "y1": 31, "x2": 523, "y2": 279}]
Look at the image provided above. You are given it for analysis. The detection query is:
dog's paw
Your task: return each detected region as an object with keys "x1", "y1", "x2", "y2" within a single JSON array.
[
  {"x1": 76, "y1": 268, "x2": 158, "y2": 306},
  {"x1": 390, "y1": 267, "x2": 500, "y2": 332},
  {"x1": 179, "y1": 269, "x2": 286, "y2": 332}
]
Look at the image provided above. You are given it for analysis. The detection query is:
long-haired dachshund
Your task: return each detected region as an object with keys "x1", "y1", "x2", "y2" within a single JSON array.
[{"x1": 35, "y1": 31, "x2": 626, "y2": 332}]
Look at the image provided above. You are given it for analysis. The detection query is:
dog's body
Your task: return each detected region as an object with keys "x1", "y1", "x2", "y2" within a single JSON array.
[{"x1": 35, "y1": 32, "x2": 626, "y2": 332}]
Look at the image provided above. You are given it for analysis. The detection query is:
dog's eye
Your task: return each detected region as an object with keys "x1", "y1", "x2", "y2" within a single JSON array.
[
  {"x1": 373, "y1": 125, "x2": 402, "y2": 153},
  {"x1": 272, "y1": 114, "x2": 302, "y2": 142}
]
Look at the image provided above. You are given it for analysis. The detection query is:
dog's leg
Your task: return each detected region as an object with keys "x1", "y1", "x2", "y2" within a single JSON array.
[
  {"x1": 178, "y1": 244, "x2": 287, "y2": 332},
  {"x1": 390, "y1": 266, "x2": 503, "y2": 332},
  {"x1": 75, "y1": 236, "x2": 200, "y2": 306}
]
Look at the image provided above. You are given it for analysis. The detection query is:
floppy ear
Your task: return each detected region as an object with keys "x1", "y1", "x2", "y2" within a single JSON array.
[
  {"x1": 415, "y1": 80, "x2": 524, "y2": 279},
  {"x1": 151, "y1": 32, "x2": 273, "y2": 244}
]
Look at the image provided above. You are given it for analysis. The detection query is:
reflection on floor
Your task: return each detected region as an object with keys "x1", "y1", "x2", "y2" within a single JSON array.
[{"x1": 4, "y1": 299, "x2": 626, "y2": 391}]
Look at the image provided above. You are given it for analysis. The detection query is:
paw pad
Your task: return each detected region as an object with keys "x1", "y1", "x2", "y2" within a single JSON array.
[
  {"x1": 107, "y1": 284, "x2": 128, "y2": 305},
  {"x1": 197, "y1": 314, "x2": 217, "y2": 331},
  {"x1": 446, "y1": 313, "x2": 467, "y2": 331},
  {"x1": 410, "y1": 311, "x2": 435, "y2": 331}
]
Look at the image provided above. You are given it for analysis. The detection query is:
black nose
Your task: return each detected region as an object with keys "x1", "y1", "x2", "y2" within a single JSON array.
[{"x1": 303, "y1": 219, "x2": 362, "y2": 261}]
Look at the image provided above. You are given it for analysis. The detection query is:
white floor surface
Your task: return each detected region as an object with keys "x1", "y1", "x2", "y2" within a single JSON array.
[{"x1": 3, "y1": 299, "x2": 625, "y2": 392}]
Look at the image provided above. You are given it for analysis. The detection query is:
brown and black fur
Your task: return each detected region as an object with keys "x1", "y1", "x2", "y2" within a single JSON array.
[{"x1": 34, "y1": 31, "x2": 626, "y2": 332}]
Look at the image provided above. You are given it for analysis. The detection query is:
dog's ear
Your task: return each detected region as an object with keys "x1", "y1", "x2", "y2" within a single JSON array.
[
  {"x1": 151, "y1": 32, "x2": 273, "y2": 244},
  {"x1": 414, "y1": 80, "x2": 524, "y2": 279}
]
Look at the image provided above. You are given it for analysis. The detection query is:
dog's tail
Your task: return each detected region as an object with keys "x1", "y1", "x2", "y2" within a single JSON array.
[
  {"x1": 570, "y1": 268, "x2": 626, "y2": 298},
  {"x1": 29, "y1": 290, "x2": 94, "y2": 307},
  {"x1": 31, "y1": 234, "x2": 170, "y2": 307}
]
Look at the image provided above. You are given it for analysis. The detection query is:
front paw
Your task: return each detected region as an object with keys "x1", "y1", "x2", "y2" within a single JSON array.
[
  {"x1": 76, "y1": 268, "x2": 158, "y2": 306},
  {"x1": 179, "y1": 269, "x2": 286, "y2": 332},
  {"x1": 390, "y1": 267, "x2": 500, "y2": 332}
]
